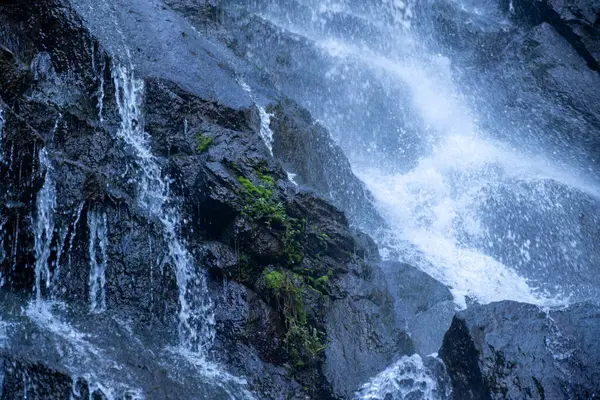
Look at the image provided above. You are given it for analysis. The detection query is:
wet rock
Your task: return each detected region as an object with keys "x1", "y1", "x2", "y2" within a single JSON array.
[
  {"x1": 324, "y1": 261, "x2": 415, "y2": 399},
  {"x1": 0, "y1": 0, "x2": 409, "y2": 397},
  {"x1": 271, "y1": 98, "x2": 386, "y2": 233},
  {"x1": 509, "y1": 0, "x2": 600, "y2": 68},
  {"x1": 0, "y1": 353, "x2": 93, "y2": 400},
  {"x1": 380, "y1": 262, "x2": 456, "y2": 356},
  {"x1": 440, "y1": 301, "x2": 600, "y2": 400}
]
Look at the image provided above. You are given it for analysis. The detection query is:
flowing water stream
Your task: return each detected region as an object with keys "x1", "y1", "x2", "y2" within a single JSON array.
[{"x1": 112, "y1": 62, "x2": 216, "y2": 354}]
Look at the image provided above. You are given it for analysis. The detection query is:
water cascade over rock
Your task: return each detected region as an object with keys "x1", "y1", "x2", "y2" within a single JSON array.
[{"x1": 0, "y1": 0, "x2": 599, "y2": 398}]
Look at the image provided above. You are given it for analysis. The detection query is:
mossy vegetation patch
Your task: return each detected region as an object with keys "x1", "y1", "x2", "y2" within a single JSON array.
[
  {"x1": 237, "y1": 174, "x2": 305, "y2": 266},
  {"x1": 262, "y1": 268, "x2": 326, "y2": 368},
  {"x1": 195, "y1": 133, "x2": 213, "y2": 153}
]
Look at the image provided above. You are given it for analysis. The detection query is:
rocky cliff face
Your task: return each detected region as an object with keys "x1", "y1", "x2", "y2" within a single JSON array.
[{"x1": 0, "y1": 0, "x2": 418, "y2": 398}]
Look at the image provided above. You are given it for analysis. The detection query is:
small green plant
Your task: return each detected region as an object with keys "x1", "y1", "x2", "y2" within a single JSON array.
[
  {"x1": 285, "y1": 322, "x2": 327, "y2": 366},
  {"x1": 195, "y1": 133, "x2": 213, "y2": 153},
  {"x1": 258, "y1": 172, "x2": 274, "y2": 186},
  {"x1": 283, "y1": 217, "x2": 304, "y2": 265},
  {"x1": 264, "y1": 270, "x2": 285, "y2": 291},
  {"x1": 263, "y1": 269, "x2": 306, "y2": 325},
  {"x1": 238, "y1": 174, "x2": 305, "y2": 265}
]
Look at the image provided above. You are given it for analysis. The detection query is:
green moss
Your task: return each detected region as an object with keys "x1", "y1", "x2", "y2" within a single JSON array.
[
  {"x1": 258, "y1": 172, "x2": 274, "y2": 186},
  {"x1": 237, "y1": 176, "x2": 287, "y2": 225},
  {"x1": 262, "y1": 268, "x2": 326, "y2": 366},
  {"x1": 264, "y1": 270, "x2": 285, "y2": 291},
  {"x1": 283, "y1": 217, "x2": 305, "y2": 266},
  {"x1": 237, "y1": 175, "x2": 305, "y2": 265},
  {"x1": 284, "y1": 323, "x2": 327, "y2": 366},
  {"x1": 312, "y1": 269, "x2": 333, "y2": 294},
  {"x1": 195, "y1": 133, "x2": 213, "y2": 153}
]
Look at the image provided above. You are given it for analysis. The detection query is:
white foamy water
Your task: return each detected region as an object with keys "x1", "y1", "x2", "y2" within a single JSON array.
[
  {"x1": 356, "y1": 355, "x2": 446, "y2": 400},
  {"x1": 88, "y1": 209, "x2": 109, "y2": 313},
  {"x1": 239, "y1": 79, "x2": 274, "y2": 155},
  {"x1": 25, "y1": 300, "x2": 144, "y2": 399},
  {"x1": 282, "y1": 16, "x2": 600, "y2": 308},
  {"x1": 34, "y1": 148, "x2": 57, "y2": 303},
  {"x1": 166, "y1": 346, "x2": 256, "y2": 400},
  {"x1": 358, "y1": 132, "x2": 600, "y2": 307}
]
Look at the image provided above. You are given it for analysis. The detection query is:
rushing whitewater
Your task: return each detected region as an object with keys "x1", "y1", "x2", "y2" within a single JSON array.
[
  {"x1": 228, "y1": 0, "x2": 600, "y2": 309},
  {"x1": 88, "y1": 209, "x2": 109, "y2": 313},
  {"x1": 356, "y1": 355, "x2": 448, "y2": 400},
  {"x1": 33, "y1": 148, "x2": 57, "y2": 303}
]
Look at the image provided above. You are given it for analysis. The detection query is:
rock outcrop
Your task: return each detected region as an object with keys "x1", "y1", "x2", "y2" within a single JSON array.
[
  {"x1": 0, "y1": 0, "x2": 415, "y2": 398},
  {"x1": 380, "y1": 261, "x2": 456, "y2": 356},
  {"x1": 440, "y1": 301, "x2": 600, "y2": 400}
]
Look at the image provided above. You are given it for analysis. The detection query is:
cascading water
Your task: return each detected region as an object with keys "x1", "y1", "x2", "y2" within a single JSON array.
[
  {"x1": 224, "y1": 0, "x2": 600, "y2": 308},
  {"x1": 88, "y1": 209, "x2": 108, "y2": 313},
  {"x1": 219, "y1": 0, "x2": 600, "y2": 395},
  {"x1": 356, "y1": 355, "x2": 448, "y2": 400},
  {"x1": 111, "y1": 62, "x2": 215, "y2": 355},
  {"x1": 62, "y1": 201, "x2": 85, "y2": 293},
  {"x1": 33, "y1": 148, "x2": 57, "y2": 303},
  {"x1": 239, "y1": 79, "x2": 274, "y2": 154}
]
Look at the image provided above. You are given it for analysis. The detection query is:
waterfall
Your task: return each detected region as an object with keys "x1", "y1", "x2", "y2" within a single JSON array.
[
  {"x1": 88, "y1": 209, "x2": 108, "y2": 313},
  {"x1": 112, "y1": 63, "x2": 215, "y2": 354},
  {"x1": 239, "y1": 79, "x2": 274, "y2": 155},
  {"x1": 34, "y1": 148, "x2": 57, "y2": 303},
  {"x1": 257, "y1": 105, "x2": 274, "y2": 155},
  {"x1": 232, "y1": 0, "x2": 600, "y2": 308},
  {"x1": 62, "y1": 201, "x2": 86, "y2": 290},
  {"x1": 97, "y1": 64, "x2": 106, "y2": 123}
]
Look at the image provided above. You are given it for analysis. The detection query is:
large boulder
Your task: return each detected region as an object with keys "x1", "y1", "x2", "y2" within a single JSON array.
[
  {"x1": 323, "y1": 260, "x2": 414, "y2": 399},
  {"x1": 440, "y1": 301, "x2": 600, "y2": 399},
  {"x1": 271, "y1": 98, "x2": 386, "y2": 233}
]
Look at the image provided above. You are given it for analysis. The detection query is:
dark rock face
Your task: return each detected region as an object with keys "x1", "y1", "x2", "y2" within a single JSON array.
[
  {"x1": 381, "y1": 262, "x2": 456, "y2": 356},
  {"x1": 509, "y1": 0, "x2": 600, "y2": 69},
  {"x1": 323, "y1": 261, "x2": 414, "y2": 399},
  {"x1": 271, "y1": 98, "x2": 386, "y2": 233},
  {"x1": 0, "y1": 0, "x2": 414, "y2": 398},
  {"x1": 440, "y1": 301, "x2": 600, "y2": 400}
]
